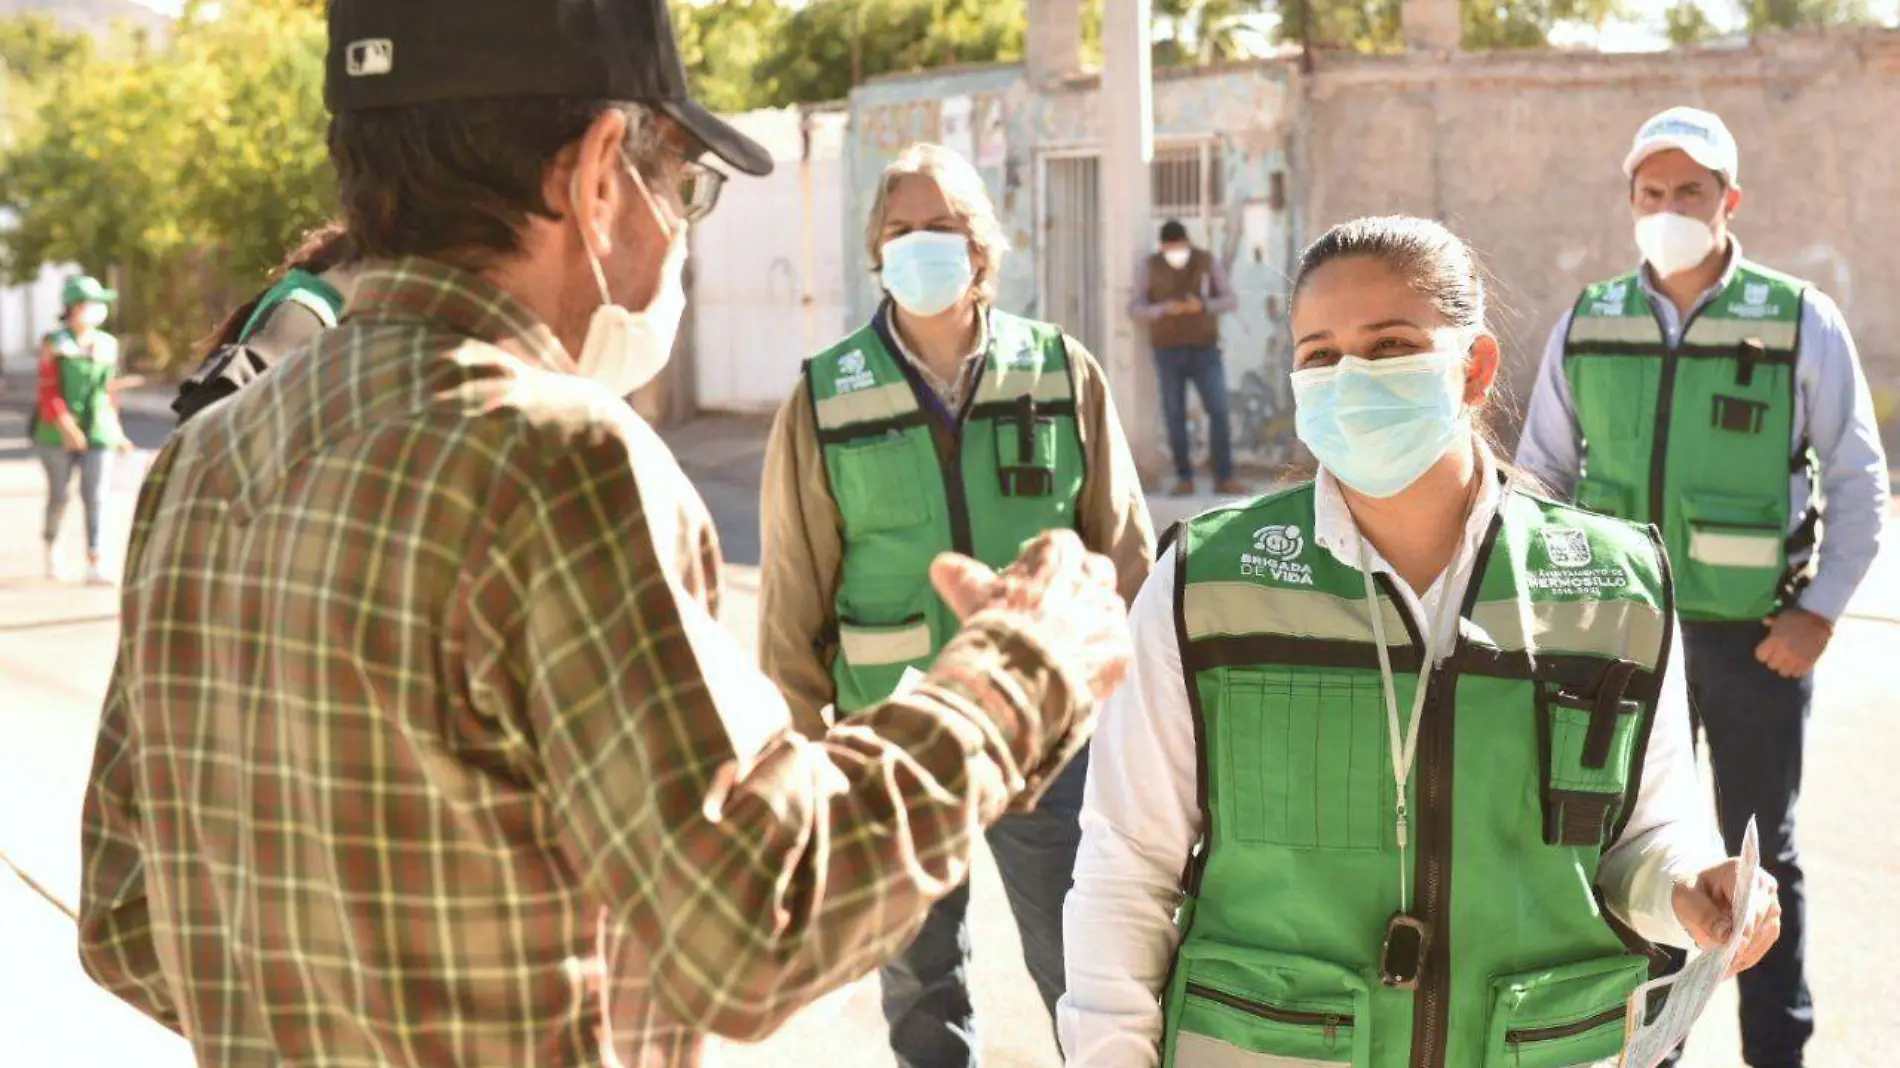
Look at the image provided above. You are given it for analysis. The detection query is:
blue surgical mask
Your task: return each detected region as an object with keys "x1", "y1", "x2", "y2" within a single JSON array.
[
  {"x1": 1292, "y1": 350, "x2": 1467, "y2": 498},
  {"x1": 880, "y1": 231, "x2": 974, "y2": 317}
]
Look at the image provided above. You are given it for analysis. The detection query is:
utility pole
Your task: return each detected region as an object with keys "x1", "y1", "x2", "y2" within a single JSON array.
[{"x1": 1100, "y1": 0, "x2": 1159, "y2": 477}]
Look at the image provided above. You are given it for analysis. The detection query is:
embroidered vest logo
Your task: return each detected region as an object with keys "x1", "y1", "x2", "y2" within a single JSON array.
[
  {"x1": 1542, "y1": 528, "x2": 1593, "y2": 568},
  {"x1": 1732, "y1": 281, "x2": 1781, "y2": 320},
  {"x1": 1530, "y1": 527, "x2": 1628, "y2": 594},
  {"x1": 1240, "y1": 524, "x2": 1314, "y2": 586},
  {"x1": 1590, "y1": 280, "x2": 1629, "y2": 317},
  {"x1": 835, "y1": 350, "x2": 877, "y2": 394}
]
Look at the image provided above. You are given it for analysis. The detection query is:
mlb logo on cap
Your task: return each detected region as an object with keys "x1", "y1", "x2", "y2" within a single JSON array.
[
  {"x1": 1623, "y1": 105, "x2": 1740, "y2": 183},
  {"x1": 345, "y1": 38, "x2": 394, "y2": 78}
]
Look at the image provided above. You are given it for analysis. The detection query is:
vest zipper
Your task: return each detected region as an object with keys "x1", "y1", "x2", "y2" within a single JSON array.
[
  {"x1": 940, "y1": 419, "x2": 975, "y2": 558},
  {"x1": 1409, "y1": 667, "x2": 1456, "y2": 1068},
  {"x1": 1503, "y1": 1005, "x2": 1624, "y2": 1047},
  {"x1": 1184, "y1": 983, "x2": 1349, "y2": 1045},
  {"x1": 1645, "y1": 298, "x2": 1714, "y2": 529}
]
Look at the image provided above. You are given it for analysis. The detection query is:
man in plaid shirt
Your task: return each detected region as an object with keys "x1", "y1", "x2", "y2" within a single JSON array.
[{"x1": 75, "y1": 1, "x2": 1132, "y2": 1064}]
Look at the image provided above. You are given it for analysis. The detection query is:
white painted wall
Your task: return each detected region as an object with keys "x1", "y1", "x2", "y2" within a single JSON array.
[
  {"x1": 691, "y1": 107, "x2": 850, "y2": 413},
  {"x1": 0, "y1": 262, "x2": 75, "y2": 373}
]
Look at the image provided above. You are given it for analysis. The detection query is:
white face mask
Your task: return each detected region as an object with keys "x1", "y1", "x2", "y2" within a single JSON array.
[
  {"x1": 1634, "y1": 212, "x2": 1717, "y2": 279},
  {"x1": 1162, "y1": 247, "x2": 1191, "y2": 270},
  {"x1": 79, "y1": 303, "x2": 109, "y2": 329},
  {"x1": 573, "y1": 167, "x2": 690, "y2": 398}
]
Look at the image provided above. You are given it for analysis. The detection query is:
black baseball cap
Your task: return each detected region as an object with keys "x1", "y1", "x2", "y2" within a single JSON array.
[{"x1": 326, "y1": 0, "x2": 773, "y2": 177}]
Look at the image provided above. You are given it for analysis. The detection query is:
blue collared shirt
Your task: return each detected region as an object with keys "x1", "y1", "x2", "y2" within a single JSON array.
[{"x1": 1516, "y1": 240, "x2": 1890, "y2": 622}]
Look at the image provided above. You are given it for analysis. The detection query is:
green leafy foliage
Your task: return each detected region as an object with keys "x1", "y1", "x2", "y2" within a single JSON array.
[{"x1": 0, "y1": 0, "x2": 332, "y2": 368}]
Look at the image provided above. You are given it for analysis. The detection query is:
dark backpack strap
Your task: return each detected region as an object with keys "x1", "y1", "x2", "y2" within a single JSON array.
[{"x1": 172, "y1": 344, "x2": 272, "y2": 425}]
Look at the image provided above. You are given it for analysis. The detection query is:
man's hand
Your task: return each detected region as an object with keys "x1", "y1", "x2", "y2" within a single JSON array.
[
  {"x1": 58, "y1": 420, "x2": 87, "y2": 452},
  {"x1": 1754, "y1": 608, "x2": 1833, "y2": 679},
  {"x1": 930, "y1": 529, "x2": 1131, "y2": 706},
  {"x1": 1672, "y1": 860, "x2": 1782, "y2": 977},
  {"x1": 109, "y1": 374, "x2": 147, "y2": 393}
]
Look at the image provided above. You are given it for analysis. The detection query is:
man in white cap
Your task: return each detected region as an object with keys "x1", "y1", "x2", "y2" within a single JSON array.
[{"x1": 1519, "y1": 106, "x2": 1890, "y2": 1068}]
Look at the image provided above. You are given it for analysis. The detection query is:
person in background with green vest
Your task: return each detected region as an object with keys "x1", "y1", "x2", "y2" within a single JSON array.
[
  {"x1": 32, "y1": 275, "x2": 139, "y2": 585},
  {"x1": 759, "y1": 141, "x2": 1154, "y2": 1068},
  {"x1": 1517, "y1": 107, "x2": 1890, "y2": 1068},
  {"x1": 1061, "y1": 216, "x2": 1780, "y2": 1068},
  {"x1": 173, "y1": 220, "x2": 361, "y2": 425}
]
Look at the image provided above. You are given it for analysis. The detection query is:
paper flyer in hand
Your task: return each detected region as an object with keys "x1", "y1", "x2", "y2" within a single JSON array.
[{"x1": 1620, "y1": 817, "x2": 1761, "y2": 1068}]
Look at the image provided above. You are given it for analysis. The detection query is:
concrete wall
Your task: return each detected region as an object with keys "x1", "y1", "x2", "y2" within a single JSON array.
[{"x1": 1298, "y1": 29, "x2": 1900, "y2": 452}]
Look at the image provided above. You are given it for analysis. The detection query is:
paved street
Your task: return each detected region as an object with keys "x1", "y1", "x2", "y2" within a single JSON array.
[{"x1": 2, "y1": 384, "x2": 1896, "y2": 1067}]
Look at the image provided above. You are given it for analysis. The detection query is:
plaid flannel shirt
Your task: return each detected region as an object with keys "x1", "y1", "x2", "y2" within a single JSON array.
[{"x1": 78, "y1": 257, "x2": 1090, "y2": 1066}]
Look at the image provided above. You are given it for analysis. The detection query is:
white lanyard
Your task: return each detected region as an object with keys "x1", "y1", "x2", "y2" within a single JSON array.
[{"x1": 1360, "y1": 536, "x2": 1468, "y2": 912}]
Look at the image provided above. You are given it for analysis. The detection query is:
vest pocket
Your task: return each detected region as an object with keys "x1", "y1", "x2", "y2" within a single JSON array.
[
  {"x1": 1678, "y1": 492, "x2": 1784, "y2": 619},
  {"x1": 830, "y1": 435, "x2": 931, "y2": 534},
  {"x1": 1535, "y1": 678, "x2": 1641, "y2": 848},
  {"x1": 1167, "y1": 942, "x2": 1365, "y2": 1067},
  {"x1": 1221, "y1": 671, "x2": 1388, "y2": 852},
  {"x1": 1484, "y1": 953, "x2": 1648, "y2": 1067},
  {"x1": 835, "y1": 614, "x2": 934, "y2": 708},
  {"x1": 991, "y1": 417, "x2": 1058, "y2": 498}
]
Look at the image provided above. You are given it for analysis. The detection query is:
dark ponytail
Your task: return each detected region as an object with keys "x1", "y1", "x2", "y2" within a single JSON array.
[{"x1": 200, "y1": 221, "x2": 357, "y2": 353}]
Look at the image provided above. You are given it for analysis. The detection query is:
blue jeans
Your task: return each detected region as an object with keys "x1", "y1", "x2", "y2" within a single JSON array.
[
  {"x1": 39, "y1": 446, "x2": 110, "y2": 552},
  {"x1": 1154, "y1": 344, "x2": 1234, "y2": 482},
  {"x1": 1665, "y1": 621, "x2": 1814, "y2": 1068},
  {"x1": 878, "y1": 747, "x2": 1086, "y2": 1068}
]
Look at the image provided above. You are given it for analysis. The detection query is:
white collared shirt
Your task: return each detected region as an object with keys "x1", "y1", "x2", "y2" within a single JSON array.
[{"x1": 1055, "y1": 452, "x2": 1723, "y2": 1068}]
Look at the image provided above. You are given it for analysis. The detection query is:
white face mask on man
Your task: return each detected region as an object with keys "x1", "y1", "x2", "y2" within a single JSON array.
[
  {"x1": 1162, "y1": 247, "x2": 1192, "y2": 270},
  {"x1": 572, "y1": 163, "x2": 690, "y2": 398},
  {"x1": 1634, "y1": 211, "x2": 1717, "y2": 279}
]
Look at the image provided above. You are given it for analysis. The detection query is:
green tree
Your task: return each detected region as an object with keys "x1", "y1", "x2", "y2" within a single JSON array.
[
  {"x1": 0, "y1": 14, "x2": 95, "y2": 86},
  {"x1": 1664, "y1": 0, "x2": 1719, "y2": 44},
  {"x1": 1463, "y1": 0, "x2": 1627, "y2": 49},
  {"x1": 1743, "y1": 0, "x2": 1873, "y2": 31},
  {"x1": 0, "y1": 0, "x2": 333, "y2": 369},
  {"x1": 1276, "y1": 0, "x2": 1406, "y2": 52},
  {"x1": 752, "y1": 0, "x2": 1026, "y2": 107},
  {"x1": 671, "y1": 0, "x2": 790, "y2": 113},
  {"x1": 1154, "y1": 0, "x2": 1275, "y2": 65}
]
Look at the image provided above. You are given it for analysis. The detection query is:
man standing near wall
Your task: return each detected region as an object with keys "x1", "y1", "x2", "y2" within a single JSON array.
[
  {"x1": 1129, "y1": 219, "x2": 1248, "y2": 497},
  {"x1": 1518, "y1": 106, "x2": 1890, "y2": 1068}
]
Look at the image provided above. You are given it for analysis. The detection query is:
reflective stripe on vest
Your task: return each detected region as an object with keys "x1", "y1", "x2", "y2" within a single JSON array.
[
  {"x1": 1162, "y1": 482, "x2": 1671, "y2": 1068},
  {"x1": 807, "y1": 309, "x2": 1085, "y2": 713},
  {"x1": 1562, "y1": 261, "x2": 1807, "y2": 623}
]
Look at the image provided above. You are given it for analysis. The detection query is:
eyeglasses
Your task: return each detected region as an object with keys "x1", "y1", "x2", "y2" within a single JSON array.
[{"x1": 677, "y1": 158, "x2": 726, "y2": 223}]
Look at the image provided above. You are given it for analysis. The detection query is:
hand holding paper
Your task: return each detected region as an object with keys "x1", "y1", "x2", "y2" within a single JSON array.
[{"x1": 1621, "y1": 819, "x2": 1780, "y2": 1068}]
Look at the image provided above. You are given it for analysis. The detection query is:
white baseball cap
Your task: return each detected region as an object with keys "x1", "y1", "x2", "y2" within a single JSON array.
[{"x1": 1622, "y1": 106, "x2": 1739, "y2": 184}]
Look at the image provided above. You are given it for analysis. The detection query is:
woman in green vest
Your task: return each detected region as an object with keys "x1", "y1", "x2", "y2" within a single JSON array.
[
  {"x1": 1059, "y1": 216, "x2": 1780, "y2": 1068},
  {"x1": 32, "y1": 275, "x2": 138, "y2": 585}
]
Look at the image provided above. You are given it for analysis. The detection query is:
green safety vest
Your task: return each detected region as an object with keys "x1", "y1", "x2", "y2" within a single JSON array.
[
  {"x1": 239, "y1": 268, "x2": 345, "y2": 341},
  {"x1": 807, "y1": 309, "x2": 1085, "y2": 714},
  {"x1": 33, "y1": 328, "x2": 123, "y2": 451},
  {"x1": 1563, "y1": 261, "x2": 1812, "y2": 622},
  {"x1": 1163, "y1": 481, "x2": 1673, "y2": 1068}
]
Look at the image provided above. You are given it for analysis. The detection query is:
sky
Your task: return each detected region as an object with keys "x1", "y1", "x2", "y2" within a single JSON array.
[{"x1": 126, "y1": 0, "x2": 1900, "y2": 54}]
